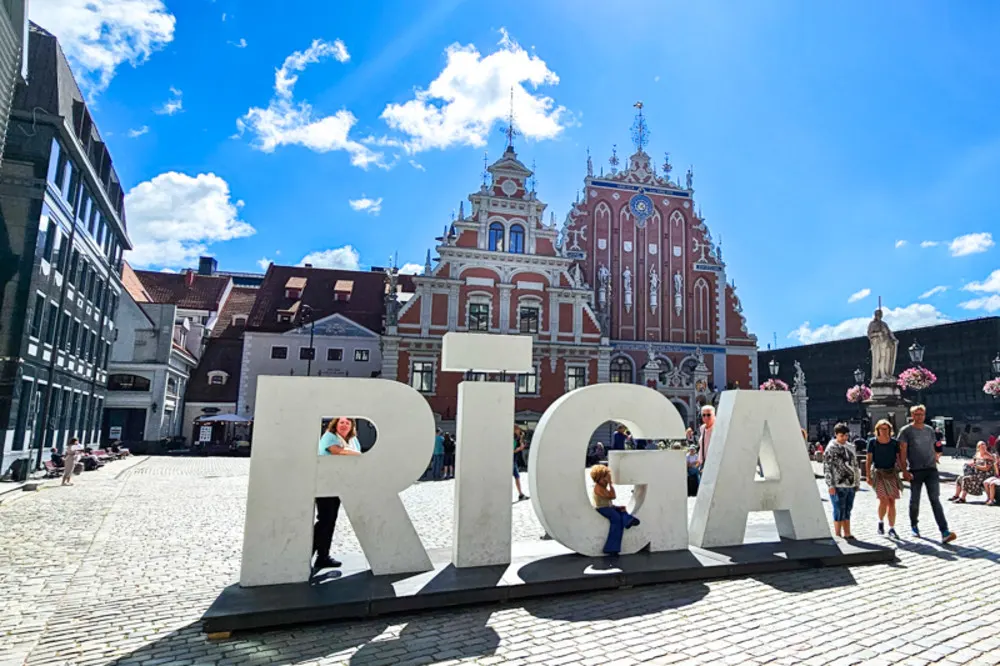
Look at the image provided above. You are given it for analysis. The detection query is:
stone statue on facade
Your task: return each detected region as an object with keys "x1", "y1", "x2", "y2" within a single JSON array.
[
  {"x1": 623, "y1": 267, "x2": 633, "y2": 313},
  {"x1": 686, "y1": 167, "x2": 694, "y2": 190},
  {"x1": 597, "y1": 264, "x2": 611, "y2": 309},
  {"x1": 384, "y1": 266, "x2": 400, "y2": 327},
  {"x1": 793, "y1": 360, "x2": 806, "y2": 391},
  {"x1": 867, "y1": 309, "x2": 898, "y2": 382},
  {"x1": 649, "y1": 267, "x2": 659, "y2": 313},
  {"x1": 673, "y1": 271, "x2": 683, "y2": 316}
]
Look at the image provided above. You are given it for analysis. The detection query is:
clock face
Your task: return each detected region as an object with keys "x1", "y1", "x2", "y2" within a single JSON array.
[{"x1": 629, "y1": 192, "x2": 654, "y2": 229}]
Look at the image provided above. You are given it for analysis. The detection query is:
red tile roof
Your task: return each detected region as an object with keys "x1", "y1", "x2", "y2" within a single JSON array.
[
  {"x1": 133, "y1": 269, "x2": 231, "y2": 311},
  {"x1": 212, "y1": 287, "x2": 259, "y2": 339}
]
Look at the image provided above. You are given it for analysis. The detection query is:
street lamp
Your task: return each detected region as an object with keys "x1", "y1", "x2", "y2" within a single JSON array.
[
  {"x1": 992, "y1": 353, "x2": 1000, "y2": 377},
  {"x1": 908, "y1": 340, "x2": 925, "y2": 365},
  {"x1": 768, "y1": 358, "x2": 779, "y2": 377},
  {"x1": 300, "y1": 304, "x2": 316, "y2": 377},
  {"x1": 853, "y1": 368, "x2": 865, "y2": 385},
  {"x1": 852, "y1": 368, "x2": 866, "y2": 434}
]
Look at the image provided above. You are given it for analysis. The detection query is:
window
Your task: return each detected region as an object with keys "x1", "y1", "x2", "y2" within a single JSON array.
[
  {"x1": 299, "y1": 347, "x2": 315, "y2": 360},
  {"x1": 327, "y1": 348, "x2": 343, "y2": 361},
  {"x1": 610, "y1": 356, "x2": 633, "y2": 384},
  {"x1": 516, "y1": 367, "x2": 539, "y2": 395},
  {"x1": 231, "y1": 315, "x2": 247, "y2": 326},
  {"x1": 79, "y1": 191, "x2": 92, "y2": 230},
  {"x1": 519, "y1": 306, "x2": 539, "y2": 334},
  {"x1": 70, "y1": 320, "x2": 80, "y2": 355},
  {"x1": 271, "y1": 346, "x2": 288, "y2": 359},
  {"x1": 411, "y1": 361, "x2": 434, "y2": 393},
  {"x1": 30, "y1": 294, "x2": 45, "y2": 338},
  {"x1": 108, "y1": 374, "x2": 151, "y2": 391},
  {"x1": 96, "y1": 216, "x2": 106, "y2": 246},
  {"x1": 167, "y1": 377, "x2": 178, "y2": 395},
  {"x1": 354, "y1": 349, "x2": 370, "y2": 362},
  {"x1": 58, "y1": 312, "x2": 70, "y2": 350},
  {"x1": 469, "y1": 303, "x2": 490, "y2": 331},
  {"x1": 46, "y1": 303, "x2": 58, "y2": 343},
  {"x1": 488, "y1": 222, "x2": 505, "y2": 251},
  {"x1": 68, "y1": 250, "x2": 79, "y2": 285},
  {"x1": 43, "y1": 218, "x2": 56, "y2": 260},
  {"x1": 46, "y1": 139, "x2": 61, "y2": 185},
  {"x1": 103, "y1": 342, "x2": 111, "y2": 369},
  {"x1": 208, "y1": 371, "x2": 229, "y2": 385},
  {"x1": 509, "y1": 224, "x2": 525, "y2": 254},
  {"x1": 467, "y1": 372, "x2": 487, "y2": 381},
  {"x1": 567, "y1": 366, "x2": 587, "y2": 391}
]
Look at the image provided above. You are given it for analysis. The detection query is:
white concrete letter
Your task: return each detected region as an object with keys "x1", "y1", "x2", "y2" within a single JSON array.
[
  {"x1": 442, "y1": 332, "x2": 533, "y2": 568},
  {"x1": 241, "y1": 376, "x2": 434, "y2": 587},
  {"x1": 689, "y1": 390, "x2": 831, "y2": 548},
  {"x1": 529, "y1": 384, "x2": 687, "y2": 557}
]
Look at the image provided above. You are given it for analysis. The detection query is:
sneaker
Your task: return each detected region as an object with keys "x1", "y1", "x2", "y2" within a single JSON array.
[
  {"x1": 911, "y1": 527, "x2": 920, "y2": 537},
  {"x1": 888, "y1": 528, "x2": 899, "y2": 539},
  {"x1": 314, "y1": 556, "x2": 341, "y2": 570},
  {"x1": 877, "y1": 522, "x2": 885, "y2": 535},
  {"x1": 626, "y1": 517, "x2": 641, "y2": 529},
  {"x1": 942, "y1": 531, "x2": 957, "y2": 545},
  {"x1": 518, "y1": 493, "x2": 528, "y2": 501}
]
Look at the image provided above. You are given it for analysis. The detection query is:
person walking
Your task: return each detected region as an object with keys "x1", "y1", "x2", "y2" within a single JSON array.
[
  {"x1": 866, "y1": 419, "x2": 903, "y2": 538},
  {"x1": 824, "y1": 423, "x2": 860, "y2": 539},
  {"x1": 61, "y1": 438, "x2": 81, "y2": 486},
  {"x1": 697, "y1": 405, "x2": 716, "y2": 470},
  {"x1": 513, "y1": 425, "x2": 528, "y2": 501},
  {"x1": 314, "y1": 417, "x2": 362, "y2": 572},
  {"x1": 898, "y1": 404, "x2": 957, "y2": 543}
]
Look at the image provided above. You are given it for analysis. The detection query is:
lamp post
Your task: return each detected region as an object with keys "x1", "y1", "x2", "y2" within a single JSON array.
[
  {"x1": 992, "y1": 353, "x2": 1000, "y2": 377},
  {"x1": 301, "y1": 304, "x2": 316, "y2": 377},
  {"x1": 853, "y1": 368, "x2": 866, "y2": 433},
  {"x1": 908, "y1": 340, "x2": 926, "y2": 404},
  {"x1": 769, "y1": 358, "x2": 779, "y2": 378}
]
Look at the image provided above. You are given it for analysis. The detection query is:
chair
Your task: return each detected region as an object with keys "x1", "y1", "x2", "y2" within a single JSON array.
[{"x1": 43, "y1": 460, "x2": 64, "y2": 478}]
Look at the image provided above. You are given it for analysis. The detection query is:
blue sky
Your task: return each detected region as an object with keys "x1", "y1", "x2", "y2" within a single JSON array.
[{"x1": 31, "y1": 1, "x2": 1000, "y2": 347}]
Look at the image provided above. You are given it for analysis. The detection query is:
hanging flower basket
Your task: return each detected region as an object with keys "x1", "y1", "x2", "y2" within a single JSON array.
[
  {"x1": 897, "y1": 367, "x2": 937, "y2": 392},
  {"x1": 759, "y1": 378, "x2": 789, "y2": 391},
  {"x1": 846, "y1": 384, "x2": 872, "y2": 403},
  {"x1": 984, "y1": 378, "x2": 1000, "y2": 398}
]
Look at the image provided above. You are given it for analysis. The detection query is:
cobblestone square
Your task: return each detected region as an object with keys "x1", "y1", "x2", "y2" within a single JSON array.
[{"x1": 2, "y1": 455, "x2": 999, "y2": 666}]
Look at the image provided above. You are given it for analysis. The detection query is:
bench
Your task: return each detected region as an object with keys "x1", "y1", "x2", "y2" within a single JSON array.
[{"x1": 43, "y1": 460, "x2": 63, "y2": 478}]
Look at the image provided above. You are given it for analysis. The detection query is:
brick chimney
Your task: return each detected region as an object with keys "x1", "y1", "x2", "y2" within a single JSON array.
[{"x1": 185, "y1": 269, "x2": 196, "y2": 288}]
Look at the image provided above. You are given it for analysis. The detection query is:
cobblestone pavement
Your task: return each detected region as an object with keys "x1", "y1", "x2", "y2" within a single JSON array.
[{"x1": 2, "y1": 455, "x2": 999, "y2": 666}]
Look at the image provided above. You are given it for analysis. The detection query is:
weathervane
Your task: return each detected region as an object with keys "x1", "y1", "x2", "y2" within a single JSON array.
[
  {"x1": 501, "y1": 87, "x2": 518, "y2": 148},
  {"x1": 630, "y1": 101, "x2": 650, "y2": 153},
  {"x1": 662, "y1": 152, "x2": 673, "y2": 178}
]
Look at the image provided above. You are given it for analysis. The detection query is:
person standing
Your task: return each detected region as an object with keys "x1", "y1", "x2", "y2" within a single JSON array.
[
  {"x1": 824, "y1": 423, "x2": 860, "y2": 539},
  {"x1": 898, "y1": 405, "x2": 957, "y2": 543},
  {"x1": 431, "y1": 429, "x2": 445, "y2": 480},
  {"x1": 442, "y1": 432, "x2": 455, "y2": 480},
  {"x1": 866, "y1": 419, "x2": 903, "y2": 538},
  {"x1": 611, "y1": 425, "x2": 627, "y2": 451},
  {"x1": 697, "y1": 405, "x2": 716, "y2": 469},
  {"x1": 61, "y1": 438, "x2": 81, "y2": 486},
  {"x1": 513, "y1": 425, "x2": 528, "y2": 501},
  {"x1": 314, "y1": 417, "x2": 362, "y2": 572}
]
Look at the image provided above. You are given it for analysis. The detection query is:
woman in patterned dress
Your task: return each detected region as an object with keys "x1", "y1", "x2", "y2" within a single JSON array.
[
  {"x1": 866, "y1": 420, "x2": 903, "y2": 538},
  {"x1": 949, "y1": 442, "x2": 995, "y2": 503}
]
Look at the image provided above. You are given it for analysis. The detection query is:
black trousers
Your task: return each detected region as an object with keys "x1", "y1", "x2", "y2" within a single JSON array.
[
  {"x1": 313, "y1": 497, "x2": 341, "y2": 560},
  {"x1": 909, "y1": 469, "x2": 949, "y2": 534}
]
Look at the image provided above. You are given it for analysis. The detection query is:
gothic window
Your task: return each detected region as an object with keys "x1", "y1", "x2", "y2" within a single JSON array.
[
  {"x1": 566, "y1": 365, "x2": 587, "y2": 391},
  {"x1": 411, "y1": 361, "x2": 434, "y2": 393},
  {"x1": 488, "y1": 222, "x2": 505, "y2": 252},
  {"x1": 509, "y1": 224, "x2": 525, "y2": 254},
  {"x1": 516, "y1": 366, "x2": 539, "y2": 395},
  {"x1": 694, "y1": 278, "x2": 710, "y2": 339},
  {"x1": 519, "y1": 306, "x2": 539, "y2": 334},
  {"x1": 469, "y1": 303, "x2": 490, "y2": 331},
  {"x1": 610, "y1": 356, "x2": 633, "y2": 384}
]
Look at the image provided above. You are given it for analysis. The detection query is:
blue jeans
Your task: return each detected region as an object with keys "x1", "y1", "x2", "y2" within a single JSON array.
[
  {"x1": 831, "y1": 487, "x2": 855, "y2": 522},
  {"x1": 596, "y1": 506, "x2": 636, "y2": 554},
  {"x1": 431, "y1": 454, "x2": 444, "y2": 480}
]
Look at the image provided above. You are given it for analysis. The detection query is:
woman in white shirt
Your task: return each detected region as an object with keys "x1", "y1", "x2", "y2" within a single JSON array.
[{"x1": 313, "y1": 417, "x2": 362, "y2": 572}]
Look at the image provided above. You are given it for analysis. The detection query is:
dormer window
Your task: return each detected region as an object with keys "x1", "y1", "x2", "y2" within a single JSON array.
[
  {"x1": 277, "y1": 313, "x2": 292, "y2": 323},
  {"x1": 284, "y1": 276, "x2": 307, "y2": 300},
  {"x1": 231, "y1": 315, "x2": 247, "y2": 326},
  {"x1": 334, "y1": 279, "x2": 353, "y2": 302},
  {"x1": 207, "y1": 370, "x2": 229, "y2": 385}
]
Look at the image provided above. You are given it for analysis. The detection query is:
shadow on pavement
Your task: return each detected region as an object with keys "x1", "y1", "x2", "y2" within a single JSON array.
[
  {"x1": 522, "y1": 581, "x2": 710, "y2": 622},
  {"x1": 893, "y1": 537, "x2": 1000, "y2": 564},
  {"x1": 751, "y1": 565, "x2": 858, "y2": 593},
  {"x1": 348, "y1": 608, "x2": 500, "y2": 664}
]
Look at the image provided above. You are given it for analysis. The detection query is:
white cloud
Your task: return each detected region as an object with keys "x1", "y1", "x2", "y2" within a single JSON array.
[
  {"x1": 221, "y1": 12, "x2": 226, "y2": 21},
  {"x1": 398, "y1": 263, "x2": 424, "y2": 275},
  {"x1": 257, "y1": 257, "x2": 272, "y2": 271},
  {"x1": 155, "y1": 86, "x2": 183, "y2": 115},
  {"x1": 788, "y1": 303, "x2": 951, "y2": 345},
  {"x1": 300, "y1": 246, "x2": 360, "y2": 270},
  {"x1": 229, "y1": 38, "x2": 248, "y2": 49},
  {"x1": 654, "y1": 75, "x2": 661, "y2": 82},
  {"x1": 348, "y1": 195, "x2": 382, "y2": 215},
  {"x1": 959, "y1": 295, "x2": 1000, "y2": 313},
  {"x1": 919, "y1": 285, "x2": 948, "y2": 299},
  {"x1": 236, "y1": 39, "x2": 384, "y2": 169},
  {"x1": 895, "y1": 240, "x2": 907, "y2": 248},
  {"x1": 920, "y1": 240, "x2": 939, "y2": 248},
  {"x1": 409, "y1": 159, "x2": 426, "y2": 171},
  {"x1": 127, "y1": 125, "x2": 149, "y2": 138},
  {"x1": 847, "y1": 288, "x2": 870, "y2": 304},
  {"x1": 949, "y1": 232, "x2": 994, "y2": 257},
  {"x1": 963, "y1": 269, "x2": 1000, "y2": 294},
  {"x1": 29, "y1": 0, "x2": 175, "y2": 98},
  {"x1": 377, "y1": 28, "x2": 568, "y2": 153},
  {"x1": 124, "y1": 172, "x2": 255, "y2": 268}
]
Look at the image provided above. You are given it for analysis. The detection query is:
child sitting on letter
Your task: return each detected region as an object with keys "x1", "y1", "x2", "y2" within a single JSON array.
[{"x1": 590, "y1": 464, "x2": 640, "y2": 555}]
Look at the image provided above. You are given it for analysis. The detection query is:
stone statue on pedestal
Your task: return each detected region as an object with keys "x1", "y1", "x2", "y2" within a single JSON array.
[
  {"x1": 623, "y1": 267, "x2": 633, "y2": 313},
  {"x1": 867, "y1": 309, "x2": 898, "y2": 382}
]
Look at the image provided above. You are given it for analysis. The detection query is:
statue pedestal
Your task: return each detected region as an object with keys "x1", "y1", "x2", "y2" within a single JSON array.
[{"x1": 865, "y1": 379, "x2": 908, "y2": 434}]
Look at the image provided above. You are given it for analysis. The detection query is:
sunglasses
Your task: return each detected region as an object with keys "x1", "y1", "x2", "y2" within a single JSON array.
[{"x1": 701, "y1": 413, "x2": 712, "y2": 418}]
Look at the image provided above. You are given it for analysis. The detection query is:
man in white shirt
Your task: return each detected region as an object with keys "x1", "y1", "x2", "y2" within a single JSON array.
[{"x1": 697, "y1": 405, "x2": 715, "y2": 469}]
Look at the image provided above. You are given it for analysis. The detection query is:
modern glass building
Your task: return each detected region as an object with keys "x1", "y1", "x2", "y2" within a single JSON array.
[
  {"x1": 762, "y1": 317, "x2": 1000, "y2": 443},
  {"x1": 0, "y1": 24, "x2": 131, "y2": 476}
]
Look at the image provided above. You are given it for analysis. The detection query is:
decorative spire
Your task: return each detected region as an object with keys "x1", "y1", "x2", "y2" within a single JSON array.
[
  {"x1": 662, "y1": 152, "x2": 672, "y2": 179},
  {"x1": 549, "y1": 211, "x2": 556, "y2": 228},
  {"x1": 528, "y1": 159, "x2": 537, "y2": 193},
  {"x1": 458, "y1": 200, "x2": 464, "y2": 220},
  {"x1": 501, "y1": 87, "x2": 518, "y2": 149},
  {"x1": 424, "y1": 249, "x2": 432, "y2": 275},
  {"x1": 609, "y1": 144, "x2": 619, "y2": 173},
  {"x1": 630, "y1": 101, "x2": 650, "y2": 153},
  {"x1": 481, "y1": 151, "x2": 489, "y2": 189},
  {"x1": 586, "y1": 147, "x2": 593, "y2": 177},
  {"x1": 451, "y1": 208, "x2": 456, "y2": 222}
]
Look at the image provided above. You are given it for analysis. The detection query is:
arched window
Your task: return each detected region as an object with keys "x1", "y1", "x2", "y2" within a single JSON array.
[
  {"x1": 488, "y1": 222, "x2": 505, "y2": 251},
  {"x1": 509, "y1": 224, "x2": 525, "y2": 254},
  {"x1": 694, "y1": 278, "x2": 710, "y2": 341},
  {"x1": 610, "y1": 356, "x2": 633, "y2": 384}
]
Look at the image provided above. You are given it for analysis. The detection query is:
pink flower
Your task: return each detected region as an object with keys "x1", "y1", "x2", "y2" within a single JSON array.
[
  {"x1": 846, "y1": 384, "x2": 872, "y2": 403},
  {"x1": 897, "y1": 367, "x2": 937, "y2": 391},
  {"x1": 759, "y1": 379, "x2": 789, "y2": 391},
  {"x1": 984, "y1": 378, "x2": 1000, "y2": 397}
]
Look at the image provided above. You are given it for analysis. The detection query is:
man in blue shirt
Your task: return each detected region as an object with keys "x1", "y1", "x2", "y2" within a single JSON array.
[{"x1": 431, "y1": 429, "x2": 445, "y2": 480}]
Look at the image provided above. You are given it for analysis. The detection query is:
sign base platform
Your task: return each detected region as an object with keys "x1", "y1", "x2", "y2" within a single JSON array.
[{"x1": 203, "y1": 525, "x2": 895, "y2": 633}]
